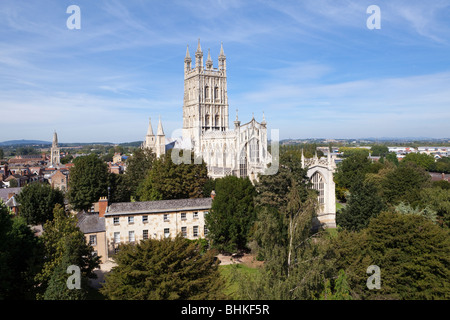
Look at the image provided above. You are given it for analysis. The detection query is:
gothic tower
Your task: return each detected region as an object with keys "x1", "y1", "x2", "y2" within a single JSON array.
[
  {"x1": 142, "y1": 117, "x2": 165, "y2": 158},
  {"x1": 182, "y1": 40, "x2": 229, "y2": 154},
  {"x1": 50, "y1": 131, "x2": 60, "y2": 167}
]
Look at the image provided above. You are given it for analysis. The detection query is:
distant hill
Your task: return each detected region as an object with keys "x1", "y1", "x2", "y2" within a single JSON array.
[{"x1": 0, "y1": 139, "x2": 51, "y2": 146}]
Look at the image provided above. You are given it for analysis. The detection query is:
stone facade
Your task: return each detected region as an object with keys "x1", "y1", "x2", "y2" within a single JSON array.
[
  {"x1": 104, "y1": 198, "x2": 211, "y2": 257},
  {"x1": 302, "y1": 150, "x2": 337, "y2": 228},
  {"x1": 143, "y1": 40, "x2": 272, "y2": 181}
]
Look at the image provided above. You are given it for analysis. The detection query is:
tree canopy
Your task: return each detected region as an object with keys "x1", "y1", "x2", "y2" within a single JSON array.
[
  {"x1": 205, "y1": 175, "x2": 256, "y2": 253},
  {"x1": 68, "y1": 154, "x2": 109, "y2": 211},
  {"x1": 101, "y1": 236, "x2": 224, "y2": 300},
  {"x1": 17, "y1": 182, "x2": 65, "y2": 225}
]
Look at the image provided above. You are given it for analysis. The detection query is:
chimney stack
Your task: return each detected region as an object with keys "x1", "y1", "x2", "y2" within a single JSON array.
[{"x1": 98, "y1": 196, "x2": 108, "y2": 217}]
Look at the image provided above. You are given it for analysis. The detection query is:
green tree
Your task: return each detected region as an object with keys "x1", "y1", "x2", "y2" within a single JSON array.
[
  {"x1": 68, "y1": 154, "x2": 109, "y2": 211},
  {"x1": 418, "y1": 187, "x2": 450, "y2": 228},
  {"x1": 124, "y1": 147, "x2": 155, "y2": 199},
  {"x1": 137, "y1": 150, "x2": 209, "y2": 201},
  {"x1": 0, "y1": 148, "x2": 4, "y2": 159},
  {"x1": 101, "y1": 236, "x2": 225, "y2": 300},
  {"x1": 205, "y1": 175, "x2": 256, "y2": 253},
  {"x1": 333, "y1": 211, "x2": 450, "y2": 299},
  {"x1": 336, "y1": 178, "x2": 386, "y2": 231},
  {"x1": 0, "y1": 202, "x2": 43, "y2": 299},
  {"x1": 370, "y1": 145, "x2": 389, "y2": 157},
  {"x1": 237, "y1": 190, "x2": 335, "y2": 300},
  {"x1": 381, "y1": 162, "x2": 431, "y2": 205},
  {"x1": 36, "y1": 204, "x2": 100, "y2": 299},
  {"x1": 402, "y1": 152, "x2": 435, "y2": 170},
  {"x1": 334, "y1": 153, "x2": 373, "y2": 202},
  {"x1": 17, "y1": 182, "x2": 65, "y2": 225}
]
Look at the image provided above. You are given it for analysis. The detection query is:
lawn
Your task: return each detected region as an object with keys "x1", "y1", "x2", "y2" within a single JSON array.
[{"x1": 219, "y1": 263, "x2": 260, "y2": 299}]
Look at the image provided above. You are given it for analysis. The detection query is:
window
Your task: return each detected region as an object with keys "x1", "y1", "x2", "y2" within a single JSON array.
[
  {"x1": 142, "y1": 215, "x2": 148, "y2": 223},
  {"x1": 164, "y1": 214, "x2": 169, "y2": 222},
  {"x1": 128, "y1": 216, "x2": 134, "y2": 224},
  {"x1": 193, "y1": 212, "x2": 199, "y2": 219},
  {"x1": 193, "y1": 226, "x2": 198, "y2": 237},
  {"x1": 143, "y1": 229, "x2": 148, "y2": 240},
  {"x1": 204, "y1": 225, "x2": 209, "y2": 236},
  {"x1": 113, "y1": 217, "x2": 119, "y2": 225},
  {"x1": 181, "y1": 212, "x2": 186, "y2": 220},
  {"x1": 311, "y1": 172, "x2": 325, "y2": 207},
  {"x1": 129, "y1": 231, "x2": 135, "y2": 242},
  {"x1": 164, "y1": 228, "x2": 170, "y2": 238},
  {"x1": 114, "y1": 232, "x2": 120, "y2": 244},
  {"x1": 181, "y1": 226, "x2": 187, "y2": 238},
  {"x1": 89, "y1": 235, "x2": 97, "y2": 246}
]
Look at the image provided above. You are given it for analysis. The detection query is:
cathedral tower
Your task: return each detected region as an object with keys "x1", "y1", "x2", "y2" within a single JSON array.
[{"x1": 182, "y1": 40, "x2": 229, "y2": 154}]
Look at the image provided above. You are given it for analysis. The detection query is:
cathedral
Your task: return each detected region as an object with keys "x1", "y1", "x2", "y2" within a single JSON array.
[
  {"x1": 142, "y1": 40, "x2": 336, "y2": 227},
  {"x1": 143, "y1": 40, "x2": 272, "y2": 181}
]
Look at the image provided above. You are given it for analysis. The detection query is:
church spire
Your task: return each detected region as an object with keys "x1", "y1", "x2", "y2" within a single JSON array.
[
  {"x1": 157, "y1": 116, "x2": 164, "y2": 136},
  {"x1": 219, "y1": 41, "x2": 225, "y2": 58},
  {"x1": 146, "y1": 117, "x2": 154, "y2": 136},
  {"x1": 206, "y1": 48, "x2": 213, "y2": 69},
  {"x1": 52, "y1": 130, "x2": 58, "y2": 147},
  {"x1": 185, "y1": 44, "x2": 191, "y2": 59},
  {"x1": 184, "y1": 44, "x2": 192, "y2": 73},
  {"x1": 218, "y1": 41, "x2": 226, "y2": 71},
  {"x1": 195, "y1": 38, "x2": 203, "y2": 70},
  {"x1": 196, "y1": 38, "x2": 202, "y2": 53}
]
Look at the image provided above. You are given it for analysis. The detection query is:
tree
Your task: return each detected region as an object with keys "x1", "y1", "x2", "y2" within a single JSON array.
[
  {"x1": 100, "y1": 236, "x2": 225, "y2": 300},
  {"x1": 370, "y1": 145, "x2": 388, "y2": 157},
  {"x1": 334, "y1": 153, "x2": 373, "y2": 201},
  {"x1": 237, "y1": 189, "x2": 336, "y2": 300},
  {"x1": 336, "y1": 178, "x2": 386, "y2": 231},
  {"x1": 68, "y1": 154, "x2": 109, "y2": 211},
  {"x1": 0, "y1": 202, "x2": 43, "y2": 299},
  {"x1": 17, "y1": 182, "x2": 65, "y2": 225},
  {"x1": 333, "y1": 211, "x2": 450, "y2": 299},
  {"x1": 137, "y1": 150, "x2": 209, "y2": 201},
  {"x1": 381, "y1": 161, "x2": 431, "y2": 205},
  {"x1": 124, "y1": 147, "x2": 155, "y2": 199},
  {"x1": 205, "y1": 175, "x2": 256, "y2": 253},
  {"x1": 402, "y1": 152, "x2": 435, "y2": 170},
  {"x1": 36, "y1": 204, "x2": 100, "y2": 299}
]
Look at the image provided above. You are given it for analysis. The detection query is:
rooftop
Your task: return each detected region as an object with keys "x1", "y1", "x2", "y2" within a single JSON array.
[{"x1": 106, "y1": 197, "x2": 212, "y2": 216}]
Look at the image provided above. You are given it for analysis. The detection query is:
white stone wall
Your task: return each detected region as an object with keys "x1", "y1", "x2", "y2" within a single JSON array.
[{"x1": 104, "y1": 209, "x2": 209, "y2": 257}]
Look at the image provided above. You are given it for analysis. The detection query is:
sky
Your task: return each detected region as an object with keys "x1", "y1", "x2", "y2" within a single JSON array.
[{"x1": 0, "y1": 0, "x2": 449, "y2": 143}]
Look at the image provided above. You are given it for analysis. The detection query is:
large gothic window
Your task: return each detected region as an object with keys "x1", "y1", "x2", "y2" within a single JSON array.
[
  {"x1": 249, "y1": 138, "x2": 260, "y2": 163},
  {"x1": 214, "y1": 87, "x2": 219, "y2": 101},
  {"x1": 311, "y1": 172, "x2": 325, "y2": 207},
  {"x1": 205, "y1": 86, "x2": 209, "y2": 99},
  {"x1": 239, "y1": 145, "x2": 248, "y2": 177},
  {"x1": 205, "y1": 115, "x2": 210, "y2": 127}
]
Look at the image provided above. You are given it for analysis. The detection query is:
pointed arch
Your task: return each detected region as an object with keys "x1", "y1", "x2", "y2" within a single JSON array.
[{"x1": 310, "y1": 171, "x2": 325, "y2": 207}]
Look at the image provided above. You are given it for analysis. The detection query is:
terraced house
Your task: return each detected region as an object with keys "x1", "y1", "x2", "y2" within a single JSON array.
[{"x1": 104, "y1": 197, "x2": 212, "y2": 257}]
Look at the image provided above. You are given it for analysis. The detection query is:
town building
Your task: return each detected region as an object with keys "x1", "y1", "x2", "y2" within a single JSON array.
[{"x1": 104, "y1": 197, "x2": 212, "y2": 257}]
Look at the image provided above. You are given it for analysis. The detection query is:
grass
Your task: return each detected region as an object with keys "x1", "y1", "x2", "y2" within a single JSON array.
[{"x1": 219, "y1": 264, "x2": 260, "y2": 299}]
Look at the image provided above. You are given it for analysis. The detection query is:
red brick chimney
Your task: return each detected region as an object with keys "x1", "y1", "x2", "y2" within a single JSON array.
[{"x1": 98, "y1": 197, "x2": 108, "y2": 217}]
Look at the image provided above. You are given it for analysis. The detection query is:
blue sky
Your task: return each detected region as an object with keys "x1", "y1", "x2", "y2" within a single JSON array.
[{"x1": 1, "y1": 0, "x2": 449, "y2": 143}]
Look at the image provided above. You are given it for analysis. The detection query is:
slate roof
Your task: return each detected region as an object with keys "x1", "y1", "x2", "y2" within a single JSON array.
[
  {"x1": 106, "y1": 197, "x2": 212, "y2": 216},
  {"x1": 0, "y1": 187, "x2": 22, "y2": 202},
  {"x1": 77, "y1": 212, "x2": 105, "y2": 234}
]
